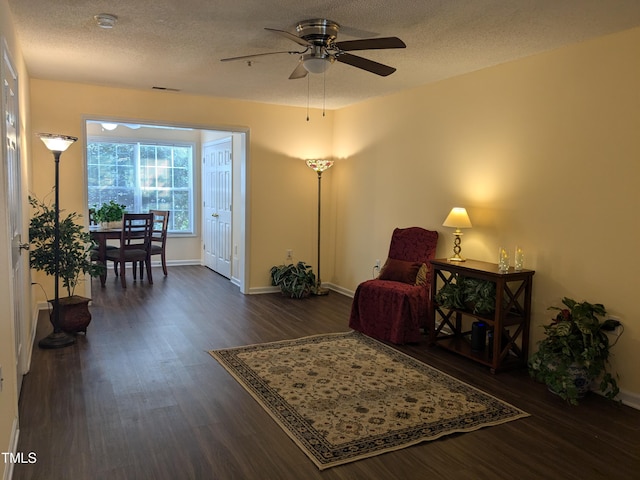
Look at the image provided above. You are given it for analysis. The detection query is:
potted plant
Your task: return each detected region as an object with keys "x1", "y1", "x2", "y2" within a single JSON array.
[
  {"x1": 528, "y1": 297, "x2": 622, "y2": 405},
  {"x1": 270, "y1": 261, "x2": 316, "y2": 298},
  {"x1": 462, "y1": 277, "x2": 496, "y2": 315},
  {"x1": 93, "y1": 200, "x2": 126, "y2": 228},
  {"x1": 434, "y1": 275, "x2": 496, "y2": 315},
  {"x1": 433, "y1": 277, "x2": 465, "y2": 310},
  {"x1": 29, "y1": 196, "x2": 105, "y2": 333}
]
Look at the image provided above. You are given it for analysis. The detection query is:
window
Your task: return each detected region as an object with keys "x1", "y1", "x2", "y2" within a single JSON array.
[{"x1": 87, "y1": 140, "x2": 194, "y2": 233}]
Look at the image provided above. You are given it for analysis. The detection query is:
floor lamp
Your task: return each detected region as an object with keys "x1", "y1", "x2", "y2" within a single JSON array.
[
  {"x1": 37, "y1": 133, "x2": 78, "y2": 349},
  {"x1": 305, "y1": 159, "x2": 333, "y2": 295}
]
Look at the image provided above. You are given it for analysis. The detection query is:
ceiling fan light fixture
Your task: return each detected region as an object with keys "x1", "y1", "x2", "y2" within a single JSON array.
[{"x1": 302, "y1": 54, "x2": 333, "y2": 74}]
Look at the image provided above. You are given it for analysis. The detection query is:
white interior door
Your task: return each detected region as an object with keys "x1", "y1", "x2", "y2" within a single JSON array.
[
  {"x1": 202, "y1": 138, "x2": 232, "y2": 278},
  {"x1": 3, "y1": 43, "x2": 27, "y2": 396}
]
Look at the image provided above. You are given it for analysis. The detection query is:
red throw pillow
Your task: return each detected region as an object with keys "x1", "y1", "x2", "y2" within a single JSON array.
[{"x1": 379, "y1": 258, "x2": 423, "y2": 284}]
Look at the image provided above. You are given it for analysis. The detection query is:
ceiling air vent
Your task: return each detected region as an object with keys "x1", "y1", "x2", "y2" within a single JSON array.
[{"x1": 152, "y1": 86, "x2": 181, "y2": 92}]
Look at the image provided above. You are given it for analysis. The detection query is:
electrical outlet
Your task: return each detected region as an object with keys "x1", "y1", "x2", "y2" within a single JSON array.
[
  {"x1": 375, "y1": 259, "x2": 381, "y2": 269},
  {"x1": 0, "y1": 365, "x2": 3, "y2": 392},
  {"x1": 603, "y1": 315, "x2": 623, "y2": 338},
  {"x1": 286, "y1": 249, "x2": 293, "y2": 262}
]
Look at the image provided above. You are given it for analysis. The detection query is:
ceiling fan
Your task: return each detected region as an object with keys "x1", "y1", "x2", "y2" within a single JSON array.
[{"x1": 221, "y1": 19, "x2": 406, "y2": 79}]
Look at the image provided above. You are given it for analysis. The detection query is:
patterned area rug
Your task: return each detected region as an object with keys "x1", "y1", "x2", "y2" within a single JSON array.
[{"x1": 209, "y1": 331, "x2": 529, "y2": 470}]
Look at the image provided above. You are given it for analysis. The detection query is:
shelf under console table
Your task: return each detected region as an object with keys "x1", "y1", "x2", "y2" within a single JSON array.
[{"x1": 429, "y1": 258, "x2": 535, "y2": 373}]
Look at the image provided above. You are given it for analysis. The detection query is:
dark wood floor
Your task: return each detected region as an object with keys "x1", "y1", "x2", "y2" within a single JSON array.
[{"x1": 14, "y1": 266, "x2": 640, "y2": 480}]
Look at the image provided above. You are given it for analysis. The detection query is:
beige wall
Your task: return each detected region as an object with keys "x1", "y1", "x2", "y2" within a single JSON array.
[
  {"x1": 0, "y1": 0, "x2": 31, "y2": 475},
  {"x1": 333, "y1": 27, "x2": 640, "y2": 400},
  {"x1": 29, "y1": 80, "x2": 334, "y2": 298}
]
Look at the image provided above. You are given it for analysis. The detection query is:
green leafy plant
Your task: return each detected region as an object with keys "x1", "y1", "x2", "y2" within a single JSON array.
[
  {"x1": 434, "y1": 276, "x2": 465, "y2": 310},
  {"x1": 462, "y1": 277, "x2": 497, "y2": 315},
  {"x1": 528, "y1": 297, "x2": 621, "y2": 405},
  {"x1": 434, "y1": 275, "x2": 496, "y2": 315},
  {"x1": 93, "y1": 200, "x2": 126, "y2": 223},
  {"x1": 270, "y1": 261, "x2": 316, "y2": 299},
  {"x1": 29, "y1": 195, "x2": 104, "y2": 297}
]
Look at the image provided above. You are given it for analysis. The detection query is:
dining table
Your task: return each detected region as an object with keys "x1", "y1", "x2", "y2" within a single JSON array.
[{"x1": 89, "y1": 225, "x2": 122, "y2": 286}]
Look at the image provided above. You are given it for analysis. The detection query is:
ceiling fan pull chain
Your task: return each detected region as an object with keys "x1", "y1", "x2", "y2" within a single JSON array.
[
  {"x1": 323, "y1": 70, "x2": 326, "y2": 117},
  {"x1": 306, "y1": 75, "x2": 310, "y2": 121}
]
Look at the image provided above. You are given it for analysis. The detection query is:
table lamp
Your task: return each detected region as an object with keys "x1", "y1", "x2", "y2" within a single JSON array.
[{"x1": 442, "y1": 207, "x2": 472, "y2": 262}]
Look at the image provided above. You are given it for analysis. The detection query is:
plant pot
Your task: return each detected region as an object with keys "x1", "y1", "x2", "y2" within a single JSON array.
[
  {"x1": 101, "y1": 220, "x2": 122, "y2": 229},
  {"x1": 548, "y1": 363, "x2": 592, "y2": 399},
  {"x1": 49, "y1": 295, "x2": 92, "y2": 334}
]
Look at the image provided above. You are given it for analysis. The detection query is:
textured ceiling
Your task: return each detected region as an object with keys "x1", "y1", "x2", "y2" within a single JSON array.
[{"x1": 7, "y1": 0, "x2": 640, "y2": 110}]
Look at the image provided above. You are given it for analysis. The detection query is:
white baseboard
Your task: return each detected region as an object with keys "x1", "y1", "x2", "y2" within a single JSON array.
[
  {"x1": 3, "y1": 417, "x2": 19, "y2": 480},
  {"x1": 325, "y1": 283, "x2": 355, "y2": 298},
  {"x1": 249, "y1": 286, "x2": 280, "y2": 295},
  {"x1": 618, "y1": 389, "x2": 640, "y2": 410},
  {"x1": 118, "y1": 259, "x2": 200, "y2": 269},
  {"x1": 24, "y1": 304, "x2": 41, "y2": 373},
  {"x1": 248, "y1": 284, "x2": 355, "y2": 297}
]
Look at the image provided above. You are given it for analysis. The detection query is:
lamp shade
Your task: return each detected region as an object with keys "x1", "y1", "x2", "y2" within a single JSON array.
[
  {"x1": 442, "y1": 207, "x2": 472, "y2": 228},
  {"x1": 302, "y1": 55, "x2": 332, "y2": 74},
  {"x1": 37, "y1": 133, "x2": 78, "y2": 152},
  {"x1": 306, "y1": 159, "x2": 334, "y2": 173}
]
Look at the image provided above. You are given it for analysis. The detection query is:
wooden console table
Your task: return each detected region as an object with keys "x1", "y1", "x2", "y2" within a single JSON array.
[{"x1": 429, "y1": 258, "x2": 535, "y2": 373}]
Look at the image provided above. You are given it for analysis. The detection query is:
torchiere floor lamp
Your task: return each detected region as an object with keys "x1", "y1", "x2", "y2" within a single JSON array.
[
  {"x1": 37, "y1": 133, "x2": 78, "y2": 349},
  {"x1": 305, "y1": 159, "x2": 333, "y2": 295}
]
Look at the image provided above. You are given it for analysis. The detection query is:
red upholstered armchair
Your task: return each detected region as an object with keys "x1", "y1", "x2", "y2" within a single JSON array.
[{"x1": 349, "y1": 227, "x2": 439, "y2": 344}]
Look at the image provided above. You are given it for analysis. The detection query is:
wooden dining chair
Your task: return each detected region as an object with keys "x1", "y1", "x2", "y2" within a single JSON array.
[
  {"x1": 105, "y1": 213, "x2": 154, "y2": 288},
  {"x1": 135, "y1": 210, "x2": 170, "y2": 280},
  {"x1": 149, "y1": 210, "x2": 170, "y2": 276}
]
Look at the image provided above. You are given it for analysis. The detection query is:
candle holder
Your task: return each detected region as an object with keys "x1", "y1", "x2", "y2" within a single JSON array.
[
  {"x1": 498, "y1": 246, "x2": 509, "y2": 273},
  {"x1": 514, "y1": 246, "x2": 524, "y2": 271}
]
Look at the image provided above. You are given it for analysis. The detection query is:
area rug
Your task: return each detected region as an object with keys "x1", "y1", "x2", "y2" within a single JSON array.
[{"x1": 209, "y1": 331, "x2": 529, "y2": 470}]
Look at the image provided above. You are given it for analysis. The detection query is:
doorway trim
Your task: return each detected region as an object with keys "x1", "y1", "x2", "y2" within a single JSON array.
[{"x1": 82, "y1": 117, "x2": 251, "y2": 295}]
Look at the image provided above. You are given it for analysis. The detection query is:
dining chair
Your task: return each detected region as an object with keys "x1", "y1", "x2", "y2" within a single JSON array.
[
  {"x1": 105, "y1": 213, "x2": 154, "y2": 288},
  {"x1": 135, "y1": 210, "x2": 170, "y2": 280},
  {"x1": 149, "y1": 210, "x2": 170, "y2": 276},
  {"x1": 89, "y1": 208, "x2": 97, "y2": 225}
]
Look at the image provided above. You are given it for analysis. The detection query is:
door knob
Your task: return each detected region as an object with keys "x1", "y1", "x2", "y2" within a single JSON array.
[
  {"x1": 19, "y1": 243, "x2": 30, "y2": 251},
  {"x1": 212, "y1": 213, "x2": 219, "y2": 218}
]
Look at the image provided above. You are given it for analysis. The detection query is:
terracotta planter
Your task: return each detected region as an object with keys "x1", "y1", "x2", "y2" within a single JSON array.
[{"x1": 49, "y1": 295, "x2": 92, "y2": 334}]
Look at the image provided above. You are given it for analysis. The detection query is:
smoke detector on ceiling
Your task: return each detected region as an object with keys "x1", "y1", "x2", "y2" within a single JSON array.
[{"x1": 94, "y1": 13, "x2": 118, "y2": 29}]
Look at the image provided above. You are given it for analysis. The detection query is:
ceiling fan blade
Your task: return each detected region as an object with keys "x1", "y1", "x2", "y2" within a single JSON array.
[
  {"x1": 334, "y1": 37, "x2": 406, "y2": 52},
  {"x1": 288, "y1": 60, "x2": 308, "y2": 80},
  {"x1": 336, "y1": 53, "x2": 397, "y2": 76},
  {"x1": 220, "y1": 50, "x2": 303, "y2": 62},
  {"x1": 265, "y1": 27, "x2": 312, "y2": 47}
]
